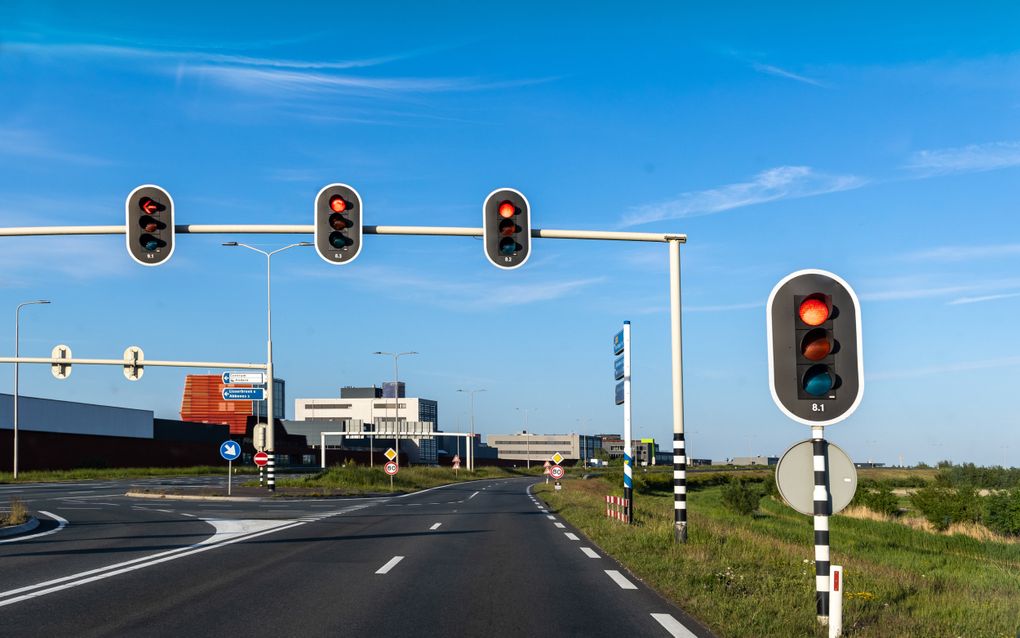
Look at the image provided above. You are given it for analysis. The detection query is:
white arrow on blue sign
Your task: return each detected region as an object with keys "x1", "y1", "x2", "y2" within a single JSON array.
[
  {"x1": 222, "y1": 371, "x2": 266, "y2": 385},
  {"x1": 220, "y1": 440, "x2": 242, "y2": 461},
  {"x1": 222, "y1": 387, "x2": 265, "y2": 401}
]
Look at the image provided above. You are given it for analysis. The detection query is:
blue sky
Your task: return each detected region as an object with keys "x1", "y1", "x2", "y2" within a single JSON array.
[{"x1": 1, "y1": 2, "x2": 1018, "y2": 467}]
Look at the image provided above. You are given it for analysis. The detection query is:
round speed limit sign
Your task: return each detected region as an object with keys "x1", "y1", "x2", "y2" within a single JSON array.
[
  {"x1": 384, "y1": 461, "x2": 399, "y2": 476},
  {"x1": 549, "y1": 465, "x2": 565, "y2": 480}
]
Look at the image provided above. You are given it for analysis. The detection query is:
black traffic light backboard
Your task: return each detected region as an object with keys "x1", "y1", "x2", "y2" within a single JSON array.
[
  {"x1": 314, "y1": 183, "x2": 363, "y2": 265},
  {"x1": 483, "y1": 187, "x2": 531, "y2": 270},
  {"x1": 126, "y1": 184, "x2": 175, "y2": 266}
]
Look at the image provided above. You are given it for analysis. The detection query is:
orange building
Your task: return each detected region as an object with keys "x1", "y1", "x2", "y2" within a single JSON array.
[{"x1": 180, "y1": 374, "x2": 254, "y2": 435}]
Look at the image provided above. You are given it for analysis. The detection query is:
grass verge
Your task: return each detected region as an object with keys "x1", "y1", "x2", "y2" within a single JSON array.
[
  {"x1": 268, "y1": 464, "x2": 538, "y2": 495},
  {"x1": 537, "y1": 475, "x2": 1020, "y2": 638},
  {"x1": 0, "y1": 466, "x2": 253, "y2": 483}
]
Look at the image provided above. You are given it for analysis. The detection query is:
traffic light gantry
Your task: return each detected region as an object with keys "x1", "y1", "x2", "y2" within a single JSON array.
[
  {"x1": 767, "y1": 269, "x2": 863, "y2": 425},
  {"x1": 126, "y1": 185, "x2": 175, "y2": 266}
]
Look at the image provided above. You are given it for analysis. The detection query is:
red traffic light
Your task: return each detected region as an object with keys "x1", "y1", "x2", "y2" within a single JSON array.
[
  {"x1": 330, "y1": 196, "x2": 347, "y2": 213},
  {"x1": 798, "y1": 296, "x2": 829, "y2": 326},
  {"x1": 139, "y1": 197, "x2": 163, "y2": 215},
  {"x1": 498, "y1": 201, "x2": 515, "y2": 218}
]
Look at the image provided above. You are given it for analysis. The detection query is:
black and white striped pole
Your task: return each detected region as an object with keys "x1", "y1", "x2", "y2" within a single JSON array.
[
  {"x1": 668, "y1": 239, "x2": 688, "y2": 542},
  {"x1": 812, "y1": 426, "x2": 831, "y2": 623}
]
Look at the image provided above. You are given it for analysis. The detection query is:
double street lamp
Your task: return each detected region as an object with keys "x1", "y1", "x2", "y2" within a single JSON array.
[
  {"x1": 223, "y1": 241, "x2": 312, "y2": 491},
  {"x1": 373, "y1": 351, "x2": 417, "y2": 464},
  {"x1": 457, "y1": 388, "x2": 485, "y2": 471},
  {"x1": 13, "y1": 300, "x2": 51, "y2": 479}
]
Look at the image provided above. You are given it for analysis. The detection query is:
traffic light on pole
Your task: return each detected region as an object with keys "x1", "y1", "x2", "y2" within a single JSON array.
[
  {"x1": 483, "y1": 187, "x2": 531, "y2": 270},
  {"x1": 126, "y1": 185, "x2": 175, "y2": 266},
  {"x1": 314, "y1": 183, "x2": 363, "y2": 265},
  {"x1": 767, "y1": 269, "x2": 863, "y2": 425}
]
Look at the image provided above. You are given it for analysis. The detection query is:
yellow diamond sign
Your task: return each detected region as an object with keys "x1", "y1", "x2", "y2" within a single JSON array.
[
  {"x1": 552, "y1": 452, "x2": 564, "y2": 464},
  {"x1": 385, "y1": 448, "x2": 397, "y2": 461}
]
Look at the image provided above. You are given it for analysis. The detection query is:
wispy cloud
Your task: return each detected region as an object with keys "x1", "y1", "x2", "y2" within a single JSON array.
[
  {"x1": 858, "y1": 276, "x2": 1020, "y2": 303},
  {"x1": 904, "y1": 141, "x2": 1020, "y2": 176},
  {"x1": 868, "y1": 356, "x2": 1020, "y2": 381},
  {"x1": 750, "y1": 62, "x2": 829, "y2": 88},
  {"x1": 899, "y1": 243, "x2": 1020, "y2": 263},
  {"x1": 620, "y1": 166, "x2": 866, "y2": 227},
  {"x1": 0, "y1": 126, "x2": 111, "y2": 165},
  {"x1": 948, "y1": 291, "x2": 1020, "y2": 305},
  {"x1": 686, "y1": 301, "x2": 763, "y2": 313}
]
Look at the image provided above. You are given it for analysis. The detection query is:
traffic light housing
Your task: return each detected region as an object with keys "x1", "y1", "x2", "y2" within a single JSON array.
[
  {"x1": 126, "y1": 184, "x2": 175, "y2": 266},
  {"x1": 483, "y1": 187, "x2": 531, "y2": 270},
  {"x1": 314, "y1": 183, "x2": 363, "y2": 265},
  {"x1": 767, "y1": 269, "x2": 863, "y2": 425}
]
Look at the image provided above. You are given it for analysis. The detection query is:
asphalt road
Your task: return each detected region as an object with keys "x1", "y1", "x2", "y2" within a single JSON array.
[{"x1": 0, "y1": 477, "x2": 713, "y2": 637}]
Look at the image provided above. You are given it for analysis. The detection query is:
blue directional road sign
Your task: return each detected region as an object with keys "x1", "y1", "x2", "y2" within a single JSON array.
[
  {"x1": 222, "y1": 371, "x2": 265, "y2": 385},
  {"x1": 222, "y1": 387, "x2": 265, "y2": 401},
  {"x1": 613, "y1": 330, "x2": 625, "y2": 355},
  {"x1": 614, "y1": 356, "x2": 625, "y2": 380},
  {"x1": 615, "y1": 381, "x2": 625, "y2": 405},
  {"x1": 220, "y1": 440, "x2": 242, "y2": 461}
]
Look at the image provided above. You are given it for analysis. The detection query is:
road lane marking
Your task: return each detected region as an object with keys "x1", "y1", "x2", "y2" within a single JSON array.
[
  {"x1": 546, "y1": 515, "x2": 556, "y2": 520},
  {"x1": 605, "y1": 570, "x2": 638, "y2": 590},
  {"x1": 430, "y1": 523, "x2": 441, "y2": 530},
  {"x1": 180, "y1": 513, "x2": 197, "y2": 518},
  {"x1": 554, "y1": 522, "x2": 566, "y2": 529},
  {"x1": 0, "y1": 518, "x2": 303, "y2": 606},
  {"x1": 580, "y1": 547, "x2": 600, "y2": 558},
  {"x1": 376, "y1": 556, "x2": 405, "y2": 574},
  {"x1": 651, "y1": 613, "x2": 699, "y2": 637},
  {"x1": 468, "y1": 491, "x2": 480, "y2": 500},
  {"x1": 0, "y1": 511, "x2": 68, "y2": 545},
  {"x1": 564, "y1": 532, "x2": 579, "y2": 541}
]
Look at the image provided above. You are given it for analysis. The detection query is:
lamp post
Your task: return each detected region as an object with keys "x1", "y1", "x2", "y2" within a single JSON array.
[
  {"x1": 373, "y1": 351, "x2": 417, "y2": 465},
  {"x1": 223, "y1": 241, "x2": 311, "y2": 492},
  {"x1": 517, "y1": 407, "x2": 537, "y2": 468},
  {"x1": 457, "y1": 388, "x2": 485, "y2": 471},
  {"x1": 13, "y1": 300, "x2": 50, "y2": 479}
]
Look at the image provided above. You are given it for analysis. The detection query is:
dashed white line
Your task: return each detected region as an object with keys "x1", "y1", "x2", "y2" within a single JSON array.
[
  {"x1": 376, "y1": 556, "x2": 405, "y2": 574},
  {"x1": 650, "y1": 613, "x2": 698, "y2": 637},
  {"x1": 605, "y1": 570, "x2": 638, "y2": 590},
  {"x1": 180, "y1": 513, "x2": 197, "y2": 518},
  {"x1": 580, "y1": 547, "x2": 600, "y2": 559},
  {"x1": 554, "y1": 522, "x2": 566, "y2": 529},
  {"x1": 564, "y1": 532, "x2": 579, "y2": 541},
  {"x1": 429, "y1": 523, "x2": 442, "y2": 531},
  {"x1": 546, "y1": 515, "x2": 556, "y2": 520},
  {"x1": 468, "y1": 491, "x2": 480, "y2": 500}
]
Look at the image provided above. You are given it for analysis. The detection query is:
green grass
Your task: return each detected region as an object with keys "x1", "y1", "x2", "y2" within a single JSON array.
[
  {"x1": 537, "y1": 474, "x2": 1020, "y2": 638},
  {"x1": 268, "y1": 463, "x2": 539, "y2": 494},
  {"x1": 0, "y1": 466, "x2": 253, "y2": 483}
]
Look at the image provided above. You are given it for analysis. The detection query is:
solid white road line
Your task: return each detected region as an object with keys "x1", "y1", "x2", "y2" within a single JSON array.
[
  {"x1": 580, "y1": 547, "x2": 600, "y2": 559},
  {"x1": 650, "y1": 613, "x2": 699, "y2": 638},
  {"x1": 0, "y1": 511, "x2": 68, "y2": 545},
  {"x1": 554, "y1": 522, "x2": 566, "y2": 529},
  {"x1": 564, "y1": 532, "x2": 580, "y2": 541},
  {"x1": 468, "y1": 491, "x2": 480, "y2": 500},
  {"x1": 429, "y1": 523, "x2": 441, "y2": 530},
  {"x1": 605, "y1": 570, "x2": 638, "y2": 590},
  {"x1": 375, "y1": 556, "x2": 405, "y2": 574}
]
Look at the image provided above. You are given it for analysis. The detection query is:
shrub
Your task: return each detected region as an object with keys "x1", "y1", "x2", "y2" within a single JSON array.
[
  {"x1": 858, "y1": 484, "x2": 900, "y2": 516},
  {"x1": 909, "y1": 485, "x2": 981, "y2": 531},
  {"x1": 721, "y1": 478, "x2": 762, "y2": 516},
  {"x1": 1, "y1": 498, "x2": 28, "y2": 526},
  {"x1": 984, "y1": 489, "x2": 1020, "y2": 537}
]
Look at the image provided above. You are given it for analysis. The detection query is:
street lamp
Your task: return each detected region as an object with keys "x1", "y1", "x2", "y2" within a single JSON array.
[
  {"x1": 517, "y1": 407, "x2": 537, "y2": 469},
  {"x1": 223, "y1": 241, "x2": 311, "y2": 492},
  {"x1": 457, "y1": 388, "x2": 485, "y2": 471},
  {"x1": 373, "y1": 351, "x2": 417, "y2": 465},
  {"x1": 13, "y1": 300, "x2": 50, "y2": 479}
]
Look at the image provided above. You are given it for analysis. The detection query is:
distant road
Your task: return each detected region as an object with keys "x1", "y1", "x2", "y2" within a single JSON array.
[{"x1": 0, "y1": 477, "x2": 712, "y2": 637}]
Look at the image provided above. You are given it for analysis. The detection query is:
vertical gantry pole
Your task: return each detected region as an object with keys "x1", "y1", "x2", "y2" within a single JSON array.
[
  {"x1": 813, "y1": 425, "x2": 831, "y2": 624},
  {"x1": 622, "y1": 321, "x2": 633, "y2": 524},
  {"x1": 669, "y1": 239, "x2": 688, "y2": 543}
]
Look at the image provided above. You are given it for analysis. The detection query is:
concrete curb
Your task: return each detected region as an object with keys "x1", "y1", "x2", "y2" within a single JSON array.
[
  {"x1": 125, "y1": 491, "x2": 264, "y2": 502},
  {"x1": 0, "y1": 516, "x2": 40, "y2": 537}
]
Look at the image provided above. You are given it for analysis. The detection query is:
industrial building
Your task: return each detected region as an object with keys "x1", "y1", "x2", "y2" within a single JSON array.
[
  {"x1": 180, "y1": 374, "x2": 285, "y2": 435},
  {"x1": 485, "y1": 432, "x2": 601, "y2": 464}
]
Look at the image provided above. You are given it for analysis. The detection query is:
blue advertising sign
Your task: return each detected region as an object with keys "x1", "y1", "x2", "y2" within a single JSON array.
[
  {"x1": 615, "y1": 381, "x2": 625, "y2": 405},
  {"x1": 614, "y1": 356, "x2": 625, "y2": 380},
  {"x1": 219, "y1": 440, "x2": 242, "y2": 461},
  {"x1": 222, "y1": 387, "x2": 265, "y2": 401},
  {"x1": 613, "y1": 330, "x2": 625, "y2": 355}
]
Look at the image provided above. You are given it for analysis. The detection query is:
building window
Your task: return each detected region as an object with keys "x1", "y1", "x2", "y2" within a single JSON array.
[
  {"x1": 302, "y1": 454, "x2": 315, "y2": 465},
  {"x1": 305, "y1": 403, "x2": 352, "y2": 410}
]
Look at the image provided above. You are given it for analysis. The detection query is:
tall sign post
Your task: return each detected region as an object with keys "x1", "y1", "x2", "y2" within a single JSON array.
[
  {"x1": 614, "y1": 322, "x2": 633, "y2": 524},
  {"x1": 768, "y1": 269, "x2": 863, "y2": 631}
]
